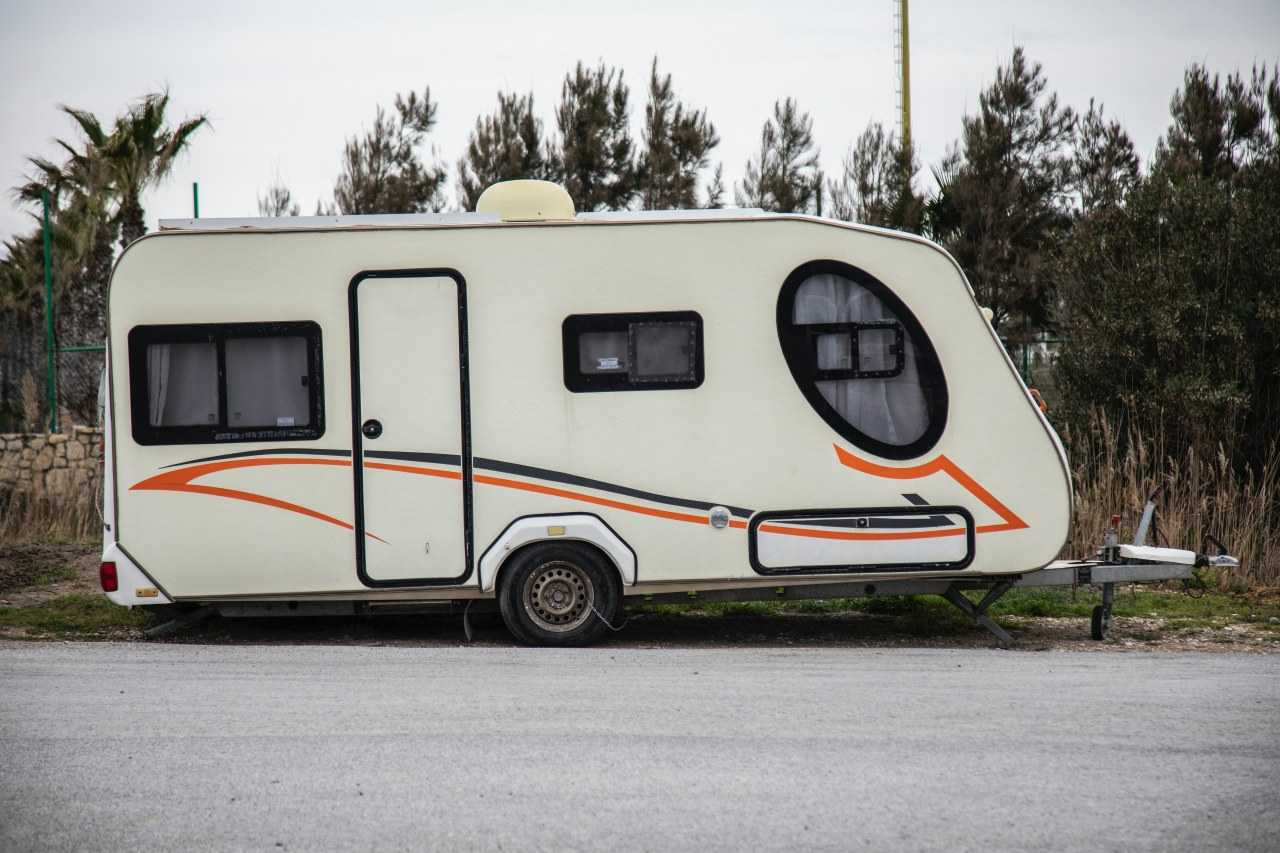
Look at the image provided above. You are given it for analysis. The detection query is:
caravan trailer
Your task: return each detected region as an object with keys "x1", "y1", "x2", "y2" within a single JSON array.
[{"x1": 99, "y1": 180, "x2": 1078, "y2": 645}]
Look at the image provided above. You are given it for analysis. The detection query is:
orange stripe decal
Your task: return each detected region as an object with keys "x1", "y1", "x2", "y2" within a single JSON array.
[
  {"x1": 369, "y1": 462, "x2": 713, "y2": 524},
  {"x1": 832, "y1": 444, "x2": 1028, "y2": 534},
  {"x1": 365, "y1": 461, "x2": 462, "y2": 480},
  {"x1": 475, "y1": 473, "x2": 710, "y2": 525},
  {"x1": 130, "y1": 448, "x2": 1023, "y2": 546},
  {"x1": 131, "y1": 457, "x2": 386, "y2": 543}
]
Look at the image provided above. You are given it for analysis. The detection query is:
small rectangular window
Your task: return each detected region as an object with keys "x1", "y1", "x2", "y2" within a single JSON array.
[
  {"x1": 858, "y1": 325, "x2": 901, "y2": 374},
  {"x1": 805, "y1": 321, "x2": 905, "y2": 381},
  {"x1": 563, "y1": 311, "x2": 704, "y2": 392},
  {"x1": 129, "y1": 321, "x2": 323, "y2": 445}
]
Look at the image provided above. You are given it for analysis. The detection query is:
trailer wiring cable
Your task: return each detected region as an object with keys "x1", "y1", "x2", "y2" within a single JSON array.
[
  {"x1": 1181, "y1": 533, "x2": 1232, "y2": 598},
  {"x1": 590, "y1": 602, "x2": 630, "y2": 632},
  {"x1": 93, "y1": 455, "x2": 105, "y2": 526}
]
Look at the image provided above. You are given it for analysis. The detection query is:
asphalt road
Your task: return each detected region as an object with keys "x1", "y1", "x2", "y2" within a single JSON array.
[{"x1": 1, "y1": 643, "x2": 1277, "y2": 852}]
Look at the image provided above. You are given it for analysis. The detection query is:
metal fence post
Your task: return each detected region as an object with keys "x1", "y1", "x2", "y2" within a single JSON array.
[{"x1": 41, "y1": 190, "x2": 58, "y2": 433}]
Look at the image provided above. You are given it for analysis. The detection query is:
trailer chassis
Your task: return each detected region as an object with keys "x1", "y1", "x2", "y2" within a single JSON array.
[
  {"x1": 635, "y1": 559, "x2": 1208, "y2": 646},
  {"x1": 645, "y1": 495, "x2": 1241, "y2": 646}
]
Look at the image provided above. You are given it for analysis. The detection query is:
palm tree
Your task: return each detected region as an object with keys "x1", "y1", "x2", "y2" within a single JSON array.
[
  {"x1": 103, "y1": 91, "x2": 207, "y2": 249},
  {"x1": 3, "y1": 92, "x2": 207, "y2": 426},
  {"x1": 16, "y1": 107, "x2": 118, "y2": 297}
]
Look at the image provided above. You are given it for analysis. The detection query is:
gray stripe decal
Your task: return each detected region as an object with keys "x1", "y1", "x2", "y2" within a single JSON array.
[
  {"x1": 163, "y1": 447, "x2": 351, "y2": 468},
  {"x1": 474, "y1": 456, "x2": 754, "y2": 518},
  {"x1": 776, "y1": 514, "x2": 957, "y2": 530},
  {"x1": 364, "y1": 450, "x2": 462, "y2": 466},
  {"x1": 166, "y1": 447, "x2": 752, "y2": 518}
]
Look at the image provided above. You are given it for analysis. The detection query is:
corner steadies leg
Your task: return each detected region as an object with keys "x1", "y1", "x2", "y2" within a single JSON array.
[
  {"x1": 143, "y1": 606, "x2": 216, "y2": 639},
  {"x1": 942, "y1": 581, "x2": 1014, "y2": 647},
  {"x1": 1090, "y1": 582, "x2": 1115, "y2": 641}
]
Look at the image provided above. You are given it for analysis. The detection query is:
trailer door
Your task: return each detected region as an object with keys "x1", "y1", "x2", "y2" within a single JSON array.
[{"x1": 351, "y1": 269, "x2": 472, "y2": 587}]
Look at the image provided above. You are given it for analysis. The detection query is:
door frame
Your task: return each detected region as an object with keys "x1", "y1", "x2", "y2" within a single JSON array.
[{"x1": 348, "y1": 267, "x2": 474, "y2": 588}]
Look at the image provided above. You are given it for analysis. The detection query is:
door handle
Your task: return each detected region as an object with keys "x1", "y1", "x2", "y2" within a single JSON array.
[{"x1": 361, "y1": 419, "x2": 383, "y2": 439}]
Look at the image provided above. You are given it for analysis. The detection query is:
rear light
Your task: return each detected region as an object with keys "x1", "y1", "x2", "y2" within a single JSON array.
[{"x1": 99, "y1": 561, "x2": 118, "y2": 592}]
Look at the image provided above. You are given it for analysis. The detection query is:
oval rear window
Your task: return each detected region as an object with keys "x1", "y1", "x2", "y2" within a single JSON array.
[{"x1": 777, "y1": 260, "x2": 947, "y2": 459}]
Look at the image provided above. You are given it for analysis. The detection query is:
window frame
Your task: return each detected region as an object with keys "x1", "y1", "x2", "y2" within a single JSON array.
[
  {"x1": 747, "y1": 504, "x2": 976, "y2": 575},
  {"x1": 562, "y1": 310, "x2": 705, "y2": 393},
  {"x1": 776, "y1": 260, "x2": 948, "y2": 460},
  {"x1": 128, "y1": 320, "x2": 324, "y2": 446}
]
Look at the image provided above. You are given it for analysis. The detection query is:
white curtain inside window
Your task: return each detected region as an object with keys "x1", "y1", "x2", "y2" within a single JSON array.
[
  {"x1": 146, "y1": 342, "x2": 218, "y2": 426},
  {"x1": 225, "y1": 336, "x2": 310, "y2": 428},
  {"x1": 793, "y1": 273, "x2": 929, "y2": 446}
]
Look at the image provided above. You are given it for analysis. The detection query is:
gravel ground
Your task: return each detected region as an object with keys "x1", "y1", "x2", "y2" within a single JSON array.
[{"x1": 1, "y1": 642, "x2": 1277, "y2": 852}]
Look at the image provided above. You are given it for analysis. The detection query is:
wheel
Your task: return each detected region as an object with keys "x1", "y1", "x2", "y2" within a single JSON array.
[
  {"x1": 1090, "y1": 605, "x2": 1109, "y2": 641},
  {"x1": 497, "y1": 542, "x2": 623, "y2": 647}
]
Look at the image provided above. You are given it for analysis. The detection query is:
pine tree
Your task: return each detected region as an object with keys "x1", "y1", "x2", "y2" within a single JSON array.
[
  {"x1": 456, "y1": 92, "x2": 549, "y2": 211},
  {"x1": 1156, "y1": 64, "x2": 1278, "y2": 181},
  {"x1": 929, "y1": 47, "x2": 1075, "y2": 332},
  {"x1": 1073, "y1": 100, "x2": 1139, "y2": 213},
  {"x1": 257, "y1": 178, "x2": 300, "y2": 217},
  {"x1": 1055, "y1": 64, "x2": 1280, "y2": 469},
  {"x1": 333, "y1": 88, "x2": 447, "y2": 214},
  {"x1": 703, "y1": 164, "x2": 725, "y2": 209},
  {"x1": 828, "y1": 121, "x2": 923, "y2": 231},
  {"x1": 636, "y1": 59, "x2": 719, "y2": 210},
  {"x1": 735, "y1": 98, "x2": 821, "y2": 213},
  {"x1": 549, "y1": 62, "x2": 636, "y2": 211}
]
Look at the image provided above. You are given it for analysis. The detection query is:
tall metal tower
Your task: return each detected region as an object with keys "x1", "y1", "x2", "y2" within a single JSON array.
[{"x1": 893, "y1": 0, "x2": 912, "y2": 150}]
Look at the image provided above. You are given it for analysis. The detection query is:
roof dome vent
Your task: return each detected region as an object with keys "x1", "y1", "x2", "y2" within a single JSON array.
[{"x1": 476, "y1": 180, "x2": 576, "y2": 222}]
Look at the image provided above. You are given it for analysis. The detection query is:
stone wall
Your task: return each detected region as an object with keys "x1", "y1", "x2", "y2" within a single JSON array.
[{"x1": 0, "y1": 426, "x2": 103, "y2": 496}]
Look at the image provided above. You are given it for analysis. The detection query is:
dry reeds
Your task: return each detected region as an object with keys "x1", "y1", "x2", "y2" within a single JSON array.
[
  {"x1": 1062, "y1": 409, "x2": 1280, "y2": 590},
  {"x1": 0, "y1": 487, "x2": 100, "y2": 545},
  {"x1": 19, "y1": 371, "x2": 41, "y2": 432}
]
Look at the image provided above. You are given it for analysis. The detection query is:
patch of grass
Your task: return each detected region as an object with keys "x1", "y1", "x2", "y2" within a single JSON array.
[
  {"x1": 986, "y1": 588, "x2": 1096, "y2": 618},
  {"x1": 0, "y1": 594, "x2": 150, "y2": 638},
  {"x1": 25, "y1": 563, "x2": 78, "y2": 588},
  {"x1": 0, "y1": 561, "x2": 77, "y2": 593},
  {"x1": 0, "y1": 543, "x2": 94, "y2": 592},
  {"x1": 630, "y1": 587, "x2": 1280, "y2": 630}
]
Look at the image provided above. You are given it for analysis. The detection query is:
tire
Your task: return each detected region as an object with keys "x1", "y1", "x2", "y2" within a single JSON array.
[
  {"x1": 497, "y1": 541, "x2": 623, "y2": 647},
  {"x1": 1090, "y1": 605, "x2": 1108, "y2": 641}
]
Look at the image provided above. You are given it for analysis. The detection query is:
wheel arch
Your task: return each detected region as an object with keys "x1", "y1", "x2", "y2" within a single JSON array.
[{"x1": 478, "y1": 513, "x2": 637, "y2": 593}]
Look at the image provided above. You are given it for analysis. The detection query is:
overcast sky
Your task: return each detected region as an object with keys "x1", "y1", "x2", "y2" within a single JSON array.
[{"x1": 2, "y1": 0, "x2": 1277, "y2": 248}]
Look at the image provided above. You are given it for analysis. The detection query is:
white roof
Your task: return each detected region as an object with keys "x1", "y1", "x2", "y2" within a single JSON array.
[{"x1": 158, "y1": 207, "x2": 768, "y2": 232}]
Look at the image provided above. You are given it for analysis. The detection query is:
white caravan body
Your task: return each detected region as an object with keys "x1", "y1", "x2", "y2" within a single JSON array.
[{"x1": 101, "y1": 197, "x2": 1072, "y2": 613}]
